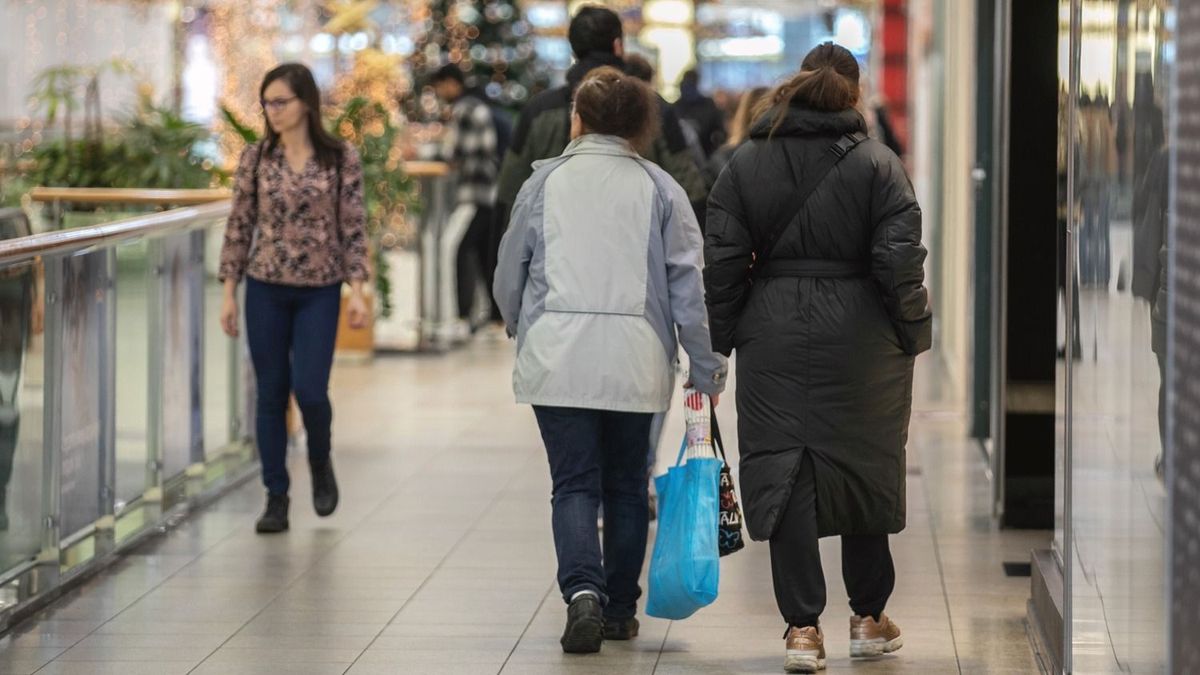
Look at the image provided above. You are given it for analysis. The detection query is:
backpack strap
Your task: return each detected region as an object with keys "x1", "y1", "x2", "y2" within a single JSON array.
[
  {"x1": 252, "y1": 141, "x2": 265, "y2": 217},
  {"x1": 335, "y1": 146, "x2": 343, "y2": 233},
  {"x1": 750, "y1": 131, "x2": 867, "y2": 278}
]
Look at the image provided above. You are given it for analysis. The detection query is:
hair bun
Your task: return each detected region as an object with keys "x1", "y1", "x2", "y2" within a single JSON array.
[{"x1": 573, "y1": 66, "x2": 660, "y2": 151}]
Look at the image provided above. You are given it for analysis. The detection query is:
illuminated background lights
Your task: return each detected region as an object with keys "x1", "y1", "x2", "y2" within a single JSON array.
[{"x1": 640, "y1": 0, "x2": 696, "y2": 101}]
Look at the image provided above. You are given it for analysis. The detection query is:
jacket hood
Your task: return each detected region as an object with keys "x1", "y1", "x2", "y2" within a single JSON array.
[
  {"x1": 749, "y1": 105, "x2": 867, "y2": 139},
  {"x1": 565, "y1": 53, "x2": 627, "y2": 93}
]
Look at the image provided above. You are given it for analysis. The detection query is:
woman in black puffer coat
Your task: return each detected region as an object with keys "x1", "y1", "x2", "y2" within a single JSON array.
[{"x1": 704, "y1": 43, "x2": 931, "y2": 672}]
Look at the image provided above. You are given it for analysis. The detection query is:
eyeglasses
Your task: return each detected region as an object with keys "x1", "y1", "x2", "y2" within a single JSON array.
[{"x1": 260, "y1": 96, "x2": 298, "y2": 112}]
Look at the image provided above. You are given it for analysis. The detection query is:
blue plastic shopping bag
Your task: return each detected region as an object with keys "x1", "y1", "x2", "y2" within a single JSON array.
[{"x1": 646, "y1": 437, "x2": 722, "y2": 620}]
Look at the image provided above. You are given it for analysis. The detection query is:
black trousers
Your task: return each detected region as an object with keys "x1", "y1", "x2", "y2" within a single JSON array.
[
  {"x1": 769, "y1": 454, "x2": 895, "y2": 628},
  {"x1": 456, "y1": 204, "x2": 499, "y2": 321}
]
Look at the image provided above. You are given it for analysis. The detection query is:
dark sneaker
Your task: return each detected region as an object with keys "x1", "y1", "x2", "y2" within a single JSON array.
[
  {"x1": 255, "y1": 494, "x2": 290, "y2": 533},
  {"x1": 561, "y1": 594, "x2": 603, "y2": 654},
  {"x1": 603, "y1": 616, "x2": 639, "y2": 641},
  {"x1": 311, "y1": 460, "x2": 339, "y2": 517}
]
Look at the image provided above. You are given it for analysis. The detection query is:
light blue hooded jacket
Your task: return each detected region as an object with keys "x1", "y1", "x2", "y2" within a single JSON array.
[{"x1": 494, "y1": 134, "x2": 727, "y2": 413}]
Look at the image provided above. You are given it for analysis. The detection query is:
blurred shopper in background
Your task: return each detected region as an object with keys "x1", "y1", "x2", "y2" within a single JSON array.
[
  {"x1": 675, "y1": 69, "x2": 728, "y2": 159},
  {"x1": 704, "y1": 86, "x2": 770, "y2": 189},
  {"x1": 495, "y1": 5, "x2": 707, "y2": 246},
  {"x1": 430, "y1": 64, "x2": 503, "y2": 335},
  {"x1": 861, "y1": 79, "x2": 905, "y2": 157}
]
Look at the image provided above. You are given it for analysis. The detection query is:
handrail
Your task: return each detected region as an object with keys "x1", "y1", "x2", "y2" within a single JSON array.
[
  {"x1": 404, "y1": 161, "x2": 452, "y2": 178},
  {"x1": 0, "y1": 200, "x2": 232, "y2": 265},
  {"x1": 29, "y1": 187, "x2": 233, "y2": 205},
  {"x1": 24, "y1": 160, "x2": 450, "y2": 204}
]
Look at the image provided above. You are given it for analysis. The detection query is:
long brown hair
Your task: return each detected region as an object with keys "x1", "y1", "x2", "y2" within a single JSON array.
[
  {"x1": 754, "y1": 43, "x2": 861, "y2": 138},
  {"x1": 726, "y1": 87, "x2": 770, "y2": 147},
  {"x1": 260, "y1": 63, "x2": 344, "y2": 168},
  {"x1": 572, "y1": 66, "x2": 660, "y2": 152}
]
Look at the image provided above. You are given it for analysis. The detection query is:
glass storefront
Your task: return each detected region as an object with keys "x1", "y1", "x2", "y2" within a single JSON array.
[{"x1": 1057, "y1": 0, "x2": 1173, "y2": 671}]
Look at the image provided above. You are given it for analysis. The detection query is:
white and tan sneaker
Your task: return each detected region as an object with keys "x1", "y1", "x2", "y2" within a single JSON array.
[
  {"x1": 784, "y1": 625, "x2": 826, "y2": 673},
  {"x1": 850, "y1": 613, "x2": 903, "y2": 657}
]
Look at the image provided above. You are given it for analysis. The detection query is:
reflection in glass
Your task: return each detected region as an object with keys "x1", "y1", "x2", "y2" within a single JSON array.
[
  {"x1": 1078, "y1": 91, "x2": 1116, "y2": 288},
  {"x1": 0, "y1": 210, "x2": 44, "y2": 571},
  {"x1": 204, "y1": 227, "x2": 235, "y2": 459},
  {"x1": 1063, "y1": 0, "x2": 1172, "y2": 671},
  {"x1": 158, "y1": 234, "x2": 198, "y2": 479},
  {"x1": 57, "y1": 251, "x2": 108, "y2": 539},
  {"x1": 115, "y1": 241, "x2": 151, "y2": 509}
]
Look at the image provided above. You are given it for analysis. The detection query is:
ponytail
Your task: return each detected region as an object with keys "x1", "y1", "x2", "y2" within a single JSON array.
[{"x1": 757, "y1": 43, "x2": 861, "y2": 138}]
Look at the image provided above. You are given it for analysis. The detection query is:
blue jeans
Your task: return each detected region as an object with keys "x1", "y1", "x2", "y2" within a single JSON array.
[
  {"x1": 245, "y1": 278, "x2": 342, "y2": 496},
  {"x1": 533, "y1": 406, "x2": 653, "y2": 621}
]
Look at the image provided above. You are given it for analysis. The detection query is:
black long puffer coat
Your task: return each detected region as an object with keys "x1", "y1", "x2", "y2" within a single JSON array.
[{"x1": 704, "y1": 105, "x2": 932, "y2": 541}]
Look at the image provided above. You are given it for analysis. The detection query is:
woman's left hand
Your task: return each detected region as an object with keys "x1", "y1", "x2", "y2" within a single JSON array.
[{"x1": 347, "y1": 291, "x2": 371, "y2": 330}]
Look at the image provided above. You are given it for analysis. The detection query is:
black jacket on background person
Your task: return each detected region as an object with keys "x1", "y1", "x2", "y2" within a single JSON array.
[
  {"x1": 1132, "y1": 145, "x2": 1170, "y2": 353},
  {"x1": 704, "y1": 105, "x2": 931, "y2": 541},
  {"x1": 494, "y1": 53, "x2": 707, "y2": 233},
  {"x1": 675, "y1": 83, "x2": 727, "y2": 158}
]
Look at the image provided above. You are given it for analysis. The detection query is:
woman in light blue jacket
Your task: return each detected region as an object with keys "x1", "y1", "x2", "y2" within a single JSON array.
[{"x1": 494, "y1": 66, "x2": 728, "y2": 655}]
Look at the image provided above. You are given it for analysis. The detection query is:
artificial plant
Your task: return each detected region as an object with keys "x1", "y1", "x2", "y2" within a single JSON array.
[{"x1": 16, "y1": 61, "x2": 223, "y2": 192}]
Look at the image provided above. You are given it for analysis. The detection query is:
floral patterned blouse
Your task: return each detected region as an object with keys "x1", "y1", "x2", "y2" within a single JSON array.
[{"x1": 219, "y1": 141, "x2": 370, "y2": 287}]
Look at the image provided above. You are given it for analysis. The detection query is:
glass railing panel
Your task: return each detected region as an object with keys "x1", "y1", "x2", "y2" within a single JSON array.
[
  {"x1": 46, "y1": 248, "x2": 113, "y2": 542},
  {"x1": 114, "y1": 239, "x2": 152, "y2": 512},
  {"x1": 153, "y1": 232, "x2": 203, "y2": 482},
  {"x1": 202, "y1": 226, "x2": 237, "y2": 461},
  {"x1": 0, "y1": 257, "x2": 46, "y2": 573},
  {"x1": 0, "y1": 198, "x2": 253, "y2": 629}
]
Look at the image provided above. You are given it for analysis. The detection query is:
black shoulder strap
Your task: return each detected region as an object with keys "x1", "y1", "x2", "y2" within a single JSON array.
[
  {"x1": 335, "y1": 147, "x2": 343, "y2": 230},
  {"x1": 711, "y1": 399, "x2": 728, "y2": 463},
  {"x1": 252, "y1": 141, "x2": 265, "y2": 215},
  {"x1": 752, "y1": 131, "x2": 866, "y2": 277}
]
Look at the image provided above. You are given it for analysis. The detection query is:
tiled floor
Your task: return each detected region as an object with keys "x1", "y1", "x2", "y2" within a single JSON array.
[{"x1": 0, "y1": 340, "x2": 1048, "y2": 674}]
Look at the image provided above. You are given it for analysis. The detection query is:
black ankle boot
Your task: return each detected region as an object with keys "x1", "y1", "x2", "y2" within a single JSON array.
[
  {"x1": 311, "y1": 460, "x2": 339, "y2": 517},
  {"x1": 561, "y1": 594, "x2": 603, "y2": 654},
  {"x1": 256, "y1": 494, "x2": 290, "y2": 533}
]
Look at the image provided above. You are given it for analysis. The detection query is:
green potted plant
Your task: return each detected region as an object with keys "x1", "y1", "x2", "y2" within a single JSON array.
[{"x1": 15, "y1": 62, "x2": 227, "y2": 230}]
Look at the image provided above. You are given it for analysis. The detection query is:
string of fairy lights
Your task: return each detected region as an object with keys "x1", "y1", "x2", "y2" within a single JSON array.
[
  {"x1": 208, "y1": 0, "x2": 283, "y2": 158},
  {"x1": 5, "y1": 0, "x2": 778, "y2": 164},
  {"x1": 10, "y1": 0, "x2": 539, "y2": 146}
]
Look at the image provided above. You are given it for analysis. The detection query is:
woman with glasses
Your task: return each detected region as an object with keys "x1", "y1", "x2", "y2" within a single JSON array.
[{"x1": 219, "y1": 63, "x2": 370, "y2": 533}]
